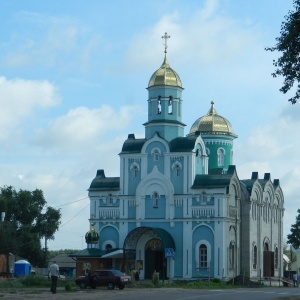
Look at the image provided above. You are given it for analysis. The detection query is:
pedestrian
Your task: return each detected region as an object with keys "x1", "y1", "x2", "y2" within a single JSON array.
[
  {"x1": 48, "y1": 261, "x2": 60, "y2": 293},
  {"x1": 134, "y1": 269, "x2": 139, "y2": 281},
  {"x1": 293, "y1": 273, "x2": 298, "y2": 287}
]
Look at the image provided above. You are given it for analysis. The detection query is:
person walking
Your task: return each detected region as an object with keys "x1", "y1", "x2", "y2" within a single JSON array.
[
  {"x1": 293, "y1": 273, "x2": 298, "y2": 287},
  {"x1": 48, "y1": 261, "x2": 60, "y2": 293}
]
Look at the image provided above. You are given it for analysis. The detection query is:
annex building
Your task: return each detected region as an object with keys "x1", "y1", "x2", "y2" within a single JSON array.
[{"x1": 71, "y1": 34, "x2": 284, "y2": 280}]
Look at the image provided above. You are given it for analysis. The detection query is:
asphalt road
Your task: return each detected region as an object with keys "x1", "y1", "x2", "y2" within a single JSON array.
[{"x1": 1, "y1": 287, "x2": 300, "y2": 300}]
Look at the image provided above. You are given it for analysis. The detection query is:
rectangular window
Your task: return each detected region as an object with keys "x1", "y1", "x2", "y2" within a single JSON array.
[
  {"x1": 153, "y1": 192, "x2": 159, "y2": 208},
  {"x1": 200, "y1": 245, "x2": 208, "y2": 268}
]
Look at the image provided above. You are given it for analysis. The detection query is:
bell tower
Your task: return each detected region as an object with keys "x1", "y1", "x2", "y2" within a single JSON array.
[{"x1": 144, "y1": 33, "x2": 185, "y2": 142}]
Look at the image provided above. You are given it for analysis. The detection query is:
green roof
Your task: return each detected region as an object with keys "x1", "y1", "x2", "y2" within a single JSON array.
[
  {"x1": 89, "y1": 170, "x2": 120, "y2": 191},
  {"x1": 192, "y1": 165, "x2": 236, "y2": 189},
  {"x1": 68, "y1": 248, "x2": 105, "y2": 258},
  {"x1": 192, "y1": 174, "x2": 232, "y2": 189},
  {"x1": 121, "y1": 139, "x2": 146, "y2": 153},
  {"x1": 169, "y1": 136, "x2": 197, "y2": 152},
  {"x1": 143, "y1": 119, "x2": 186, "y2": 126}
]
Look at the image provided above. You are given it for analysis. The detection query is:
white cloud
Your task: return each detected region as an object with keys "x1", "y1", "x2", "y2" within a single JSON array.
[
  {"x1": 33, "y1": 104, "x2": 142, "y2": 151},
  {"x1": 0, "y1": 76, "x2": 59, "y2": 140},
  {"x1": 125, "y1": 1, "x2": 261, "y2": 72}
]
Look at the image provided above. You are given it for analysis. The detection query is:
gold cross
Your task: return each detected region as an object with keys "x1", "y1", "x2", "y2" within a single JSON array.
[{"x1": 161, "y1": 32, "x2": 170, "y2": 54}]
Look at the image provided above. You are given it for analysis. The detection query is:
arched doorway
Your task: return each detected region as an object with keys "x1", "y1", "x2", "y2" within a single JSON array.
[
  {"x1": 144, "y1": 239, "x2": 166, "y2": 280},
  {"x1": 123, "y1": 227, "x2": 175, "y2": 280}
]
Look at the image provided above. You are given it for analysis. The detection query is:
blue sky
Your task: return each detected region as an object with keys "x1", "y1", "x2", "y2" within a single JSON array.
[{"x1": 0, "y1": 0, "x2": 298, "y2": 251}]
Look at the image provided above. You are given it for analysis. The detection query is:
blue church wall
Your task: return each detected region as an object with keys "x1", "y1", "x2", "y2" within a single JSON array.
[
  {"x1": 99, "y1": 198, "x2": 120, "y2": 207},
  {"x1": 195, "y1": 144, "x2": 204, "y2": 175},
  {"x1": 100, "y1": 225, "x2": 120, "y2": 248},
  {"x1": 192, "y1": 224, "x2": 215, "y2": 278},
  {"x1": 204, "y1": 138, "x2": 233, "y2": 170},
  {"x1": 128, "y1": 222, "x2": 137, "y2": 234},
  {"x1": 146, "y1": 142, "x2": 166, "y2": 174},
  {"x1": 170, "y1": 223, "x2": 184, "y2": 277},
  {"x1": 192, "y1": 221, "x2": 215, "y2": 231},
  {"x1": 148, "y1": 87, "x2": 182, "y2": 120},
  {"x1": 145, "y1": 195, "x2": 166, "y2": 219},
  {"x1": 128, "y1": 205, "x2": 136, "y2": 219},
  {"x1": 170, "y1": 160, "x2": 184, "y2": 194},
  {"x1": 174, "y1": 206, "x2": 183, "y2": 218},
  {"x1": 146, "y1": 125, "x2": 184, "y2": 141},
  {"x1": 192, "y1": 195, "x2": 215, "y2": 206},
  {"x1": 127, "y1": 161, "x2": 141, "y2": 195}
]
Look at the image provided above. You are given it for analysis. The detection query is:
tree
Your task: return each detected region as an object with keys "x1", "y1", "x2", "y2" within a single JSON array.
[
  {"x1": 265, "y1": 0, "x2": 300, "y2": 104},
  {"x1": 0, "y1": 186, "x2": 61, "y2": 266},
  {"x1": 287, "y1": 208, "x2": 300, "y2": 249}
]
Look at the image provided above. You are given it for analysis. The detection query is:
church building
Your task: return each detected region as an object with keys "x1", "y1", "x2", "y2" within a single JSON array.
[{"x1": 75, "y1": 34, "x2": 284, "y2": 280}]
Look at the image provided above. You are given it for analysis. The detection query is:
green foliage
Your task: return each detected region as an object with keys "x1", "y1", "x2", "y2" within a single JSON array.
[
  {"x1": 0, "y1": 186, "x2": 62, "y2": 267},
  {"x1": 152, "y1": 271, "x2": 159, "y2": 286},
  {"x1": 48, "y1": 249, "x2": 80, "y2": 260},
  {"x1": 287, "y1": 208, "x2": 300, "y2": 249},
  {"x1": 265, "y1": 0, "x2": 300, "y2": 104},
  {"x1": 185, "y1": 280, "x2": 228, "y2": 289},
  {"x1": 64, "y1": 283, "x2": 72, "y2": 291},
  {"x1": 19, "y1": 275, "x2": 50, "y2": 287}
]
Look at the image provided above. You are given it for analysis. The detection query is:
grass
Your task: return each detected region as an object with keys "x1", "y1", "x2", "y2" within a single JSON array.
[
  {"x1": 0, "y1": 275, "x2": 77, "y2": 292},
  {"x1": 0, "y1": 275, "x2": 268, "y2": 291}
]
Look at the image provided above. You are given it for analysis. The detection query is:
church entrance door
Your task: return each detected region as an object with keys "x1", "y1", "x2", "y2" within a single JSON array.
[{"x1": 144, "y1": 239, "x2": 166, "y2": 280}]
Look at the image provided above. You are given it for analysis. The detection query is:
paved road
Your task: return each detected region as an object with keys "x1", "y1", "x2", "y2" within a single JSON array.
[{"x1": 1, "y1": 287, "x2": 300, "y2": 300}]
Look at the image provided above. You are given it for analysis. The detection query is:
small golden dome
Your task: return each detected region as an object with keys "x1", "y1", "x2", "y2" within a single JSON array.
[
  {"x1": 189, "y1": 101, "x2": 237, "y2": 138},
  {"x1": 85, "y1": 222, "x2": 99, "y2": 244},
  {"x1": 148, "y1": 55, "x2": 182, "y2": 88}
]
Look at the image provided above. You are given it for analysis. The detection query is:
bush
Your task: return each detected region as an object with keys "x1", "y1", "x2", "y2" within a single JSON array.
[
  {"x1": 19, "y1": 275, "x2": 50, "y2": 287},
  {"x1": 152, "y1": 271, "x2": 159, "y2": 286}
]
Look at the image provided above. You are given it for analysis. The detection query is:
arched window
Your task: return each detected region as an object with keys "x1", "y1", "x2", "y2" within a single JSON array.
[
  {"x1": 130, "y1": 162, "x2": 140, "y2": 178},
  {"x1": 151, "y1": 148, "x2": 161, "y2": 161},
  {"x1": 274, "y1": 247, "x2": 278, "y2": 269},
  {"x1": 206, "y1": 148, "x2": 210, "y2": 156},
  {"x1": 253, "y1": 244, "x2": 257, "y2": 269},
  {"x1": 107, "y1": 193, "x2": 113, "y2": 205},
  {"x1": 217, "y1": 148, "x2": 225, "y2": 166},
  {"x1": 153, "y1": 192, "x2": 159, "y2": 208},
  {"x1": 264, "y1": 242, "x2": 269, "y2": 251},
  {"x1": 157, "y1": 96, "x2": 161, "y2": 114},
  {"x1": 229, "y1": 242, "x2": 235, "y2": 269},
  {"x1": 168, "y1": 96, "x2": 173, "y2": 114},
  {"x1": 199, "y1": 244, "x2": 207, "y2": 268},
  {"x1": 172, "y1": 161, "x2": 182, "y2": 177},
  {"x1": 105, "y1": 244, "x2": 113, "y2": 251}
]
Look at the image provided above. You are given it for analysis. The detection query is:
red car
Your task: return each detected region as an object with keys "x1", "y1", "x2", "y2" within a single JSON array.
[{"x1": 75, "y1": 269, "x2": 131, "y2": 290}]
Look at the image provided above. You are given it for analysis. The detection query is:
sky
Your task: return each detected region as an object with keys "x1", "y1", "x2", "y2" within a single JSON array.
[{"x1": 0, "y1": 0, "x2": 299, "y2": 251}]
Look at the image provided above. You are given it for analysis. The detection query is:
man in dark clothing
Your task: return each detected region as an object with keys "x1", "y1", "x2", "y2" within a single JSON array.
[{"x1": 48, "y1": 261, "x2": 60, "y2": 293}]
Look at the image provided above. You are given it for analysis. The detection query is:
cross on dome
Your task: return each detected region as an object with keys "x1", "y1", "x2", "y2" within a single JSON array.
[{"x1": 162, "y1": 32, "x2": 170, "y2": 54}]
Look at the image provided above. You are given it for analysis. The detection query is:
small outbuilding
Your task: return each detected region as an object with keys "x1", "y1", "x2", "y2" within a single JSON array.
[{"x1": 14, "y1": 260, "x2": 31, "y2": 277}]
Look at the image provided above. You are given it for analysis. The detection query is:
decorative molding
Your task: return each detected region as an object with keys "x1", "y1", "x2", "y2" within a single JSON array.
[{"x1": 204, "y1": 139, "x2": 233, "y2": 146}]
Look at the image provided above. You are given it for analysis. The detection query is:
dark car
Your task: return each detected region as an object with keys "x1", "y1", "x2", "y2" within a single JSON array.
[{"x1": 75, "y1": 269, "x2": 131, "y2": 290}]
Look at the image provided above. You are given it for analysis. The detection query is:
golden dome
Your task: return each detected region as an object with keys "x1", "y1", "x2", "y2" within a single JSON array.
[
  {"x1": 148, "y1": 55, "x2": 182, "y2": 88},
  {"x1": 85, "y1": 222, "x2": 99, "y2": 244},
  {"x1": 189, "y1": 101, "x2": 237, "y2": 138}
]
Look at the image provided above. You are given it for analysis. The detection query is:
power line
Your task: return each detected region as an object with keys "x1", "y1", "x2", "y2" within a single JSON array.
[
  {"x1": 59, "y1": 203, "x2": 90, "y2": 228},
  {"x1": 54, "y1": 196, "x2": 89, "y2": 208}
]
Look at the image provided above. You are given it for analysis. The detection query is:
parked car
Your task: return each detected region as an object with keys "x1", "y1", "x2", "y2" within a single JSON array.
[{"x1": 75, "y1": 269, "x2": 131, "y2": 290}]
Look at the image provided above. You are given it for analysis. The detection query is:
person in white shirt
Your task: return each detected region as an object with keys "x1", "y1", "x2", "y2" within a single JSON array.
[{"x1": 48, "y1": 261, "x2": 60, "y2": 293}]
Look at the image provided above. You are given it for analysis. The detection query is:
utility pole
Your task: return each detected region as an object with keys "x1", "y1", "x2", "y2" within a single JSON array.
[{"x1": 44, "y1": 220, "x2": 48, "y2": 268}]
